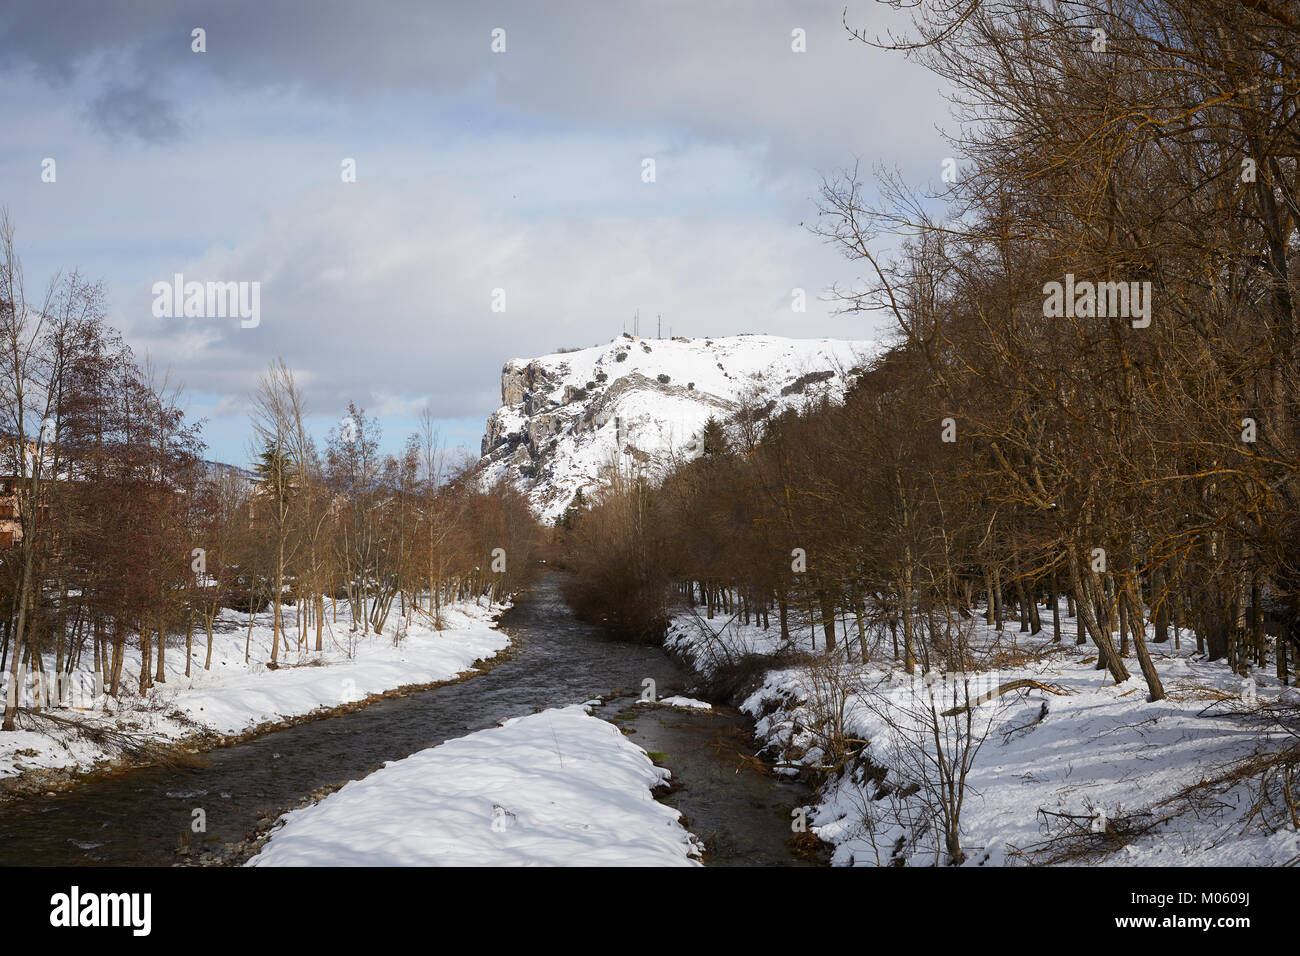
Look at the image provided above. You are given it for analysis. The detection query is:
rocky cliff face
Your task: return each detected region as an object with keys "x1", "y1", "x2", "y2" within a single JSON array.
[{"x1": 476, "y1": 334, "x2": 875, "y2": 523}]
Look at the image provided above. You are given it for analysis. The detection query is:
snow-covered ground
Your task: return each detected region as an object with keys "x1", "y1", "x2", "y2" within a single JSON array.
[
  {"x1": 247, "y1": 703, "x2": 702, "y2": 866},
  {"x1": 666, "y1": 603, "x2": 1300, "y2": 866},
  {"x1": 478, "y1": 334, "x2": 877, "y2": 522},
  {"x1": 0, "y1": 598, "x2": 511, "y2": 782}
]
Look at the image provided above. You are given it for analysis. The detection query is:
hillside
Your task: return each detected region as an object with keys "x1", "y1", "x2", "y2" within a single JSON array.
[{"x1": 476, "y1": 334, "x2": 875, "y2": 523}]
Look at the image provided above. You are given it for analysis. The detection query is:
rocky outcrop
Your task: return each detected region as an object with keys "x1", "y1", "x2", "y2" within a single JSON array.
[
  {"x1": 527, "y1": 412, "x2": 565, "y2": 447},
  {"x1": 475, "y1": 334, "x2": 874, "y2": 523}
]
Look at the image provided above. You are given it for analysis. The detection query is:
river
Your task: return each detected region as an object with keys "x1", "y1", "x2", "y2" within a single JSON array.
[{"x1": 0, "y1": 574, "x2": 818, "y2": 866}]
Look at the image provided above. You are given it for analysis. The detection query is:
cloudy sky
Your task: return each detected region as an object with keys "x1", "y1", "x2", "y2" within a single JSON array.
[{"x1": 0, "y1": 1, "x2": 949, "y2": 464}]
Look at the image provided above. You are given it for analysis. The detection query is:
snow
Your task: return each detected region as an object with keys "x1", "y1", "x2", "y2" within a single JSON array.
[
  {"x1": 666, "y1": 603, "x2": 1300, "y2": 866},
  {"x1": 0, "y1": 598, "x2": 511, "y2": 781},
  {"x1": 478, "y1": 334, "x2": 877, "y2": 522},
  {"x1": 641, "y1": 695, "x2": 713, "y2": 711},
  {"x1": 247, "y1": 704, "x2": 702, "y2": 866},
  {"x1": 665, "y1": 610, "x2": 793, "y2": 675}
]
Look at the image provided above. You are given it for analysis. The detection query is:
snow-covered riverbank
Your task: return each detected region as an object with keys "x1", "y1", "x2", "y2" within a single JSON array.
[
  {"x1": 248, "y1": 703, "x2": 702, "y2": 866},
  {"x1": 0, "y1": 599, "x2": 511, "y2": 783},
  {"x1": 665, "y1": 605, "x2": 1300, "y2": 866}
]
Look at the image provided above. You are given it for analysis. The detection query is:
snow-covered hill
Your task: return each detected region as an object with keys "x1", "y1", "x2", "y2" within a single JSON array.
[{"x1": 476, "y1": 334, "x2": 876, "y2": 523}]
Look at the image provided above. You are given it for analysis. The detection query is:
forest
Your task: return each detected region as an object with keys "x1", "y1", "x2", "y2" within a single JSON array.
[{"x1": 561, "y1": 0, "x2": 1300, "y2": 705}]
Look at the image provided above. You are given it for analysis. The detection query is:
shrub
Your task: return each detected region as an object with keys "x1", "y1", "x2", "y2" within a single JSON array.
[{"x1": 780, "y1": 369, "x2": 836, "y2": 396}]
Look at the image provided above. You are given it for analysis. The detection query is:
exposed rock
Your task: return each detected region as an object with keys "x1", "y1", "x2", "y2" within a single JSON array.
[
  {"x1": 527, "y1": 412, "x2": 565, "y2": 447},
  {"x1": 475, "y1": 335, "x2": 875, "y2": 524}
]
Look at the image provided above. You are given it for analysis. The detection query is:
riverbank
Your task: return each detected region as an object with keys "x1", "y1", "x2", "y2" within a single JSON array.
[
  {"x1": 221, "y1": 577, "x2": 824, "y2": 868},
  {"x1": 0, "y1": 598, "x2": 512, "y2": 800},
  {"x1": 248, "y1": 703, "x2": 703, "y2": 866},
  {"x1": 664, "y1": 603, "x2": 1300, "y2": 866},
  {"x1": 208, "y1": 691, "x2": 824, "y2": 868},
  {"x1": 0, "y1": 576, "x2": 826, "y2": 866}
]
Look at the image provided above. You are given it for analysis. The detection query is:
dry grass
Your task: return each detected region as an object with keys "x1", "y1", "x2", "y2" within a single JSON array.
[
  {"x1": 1010, "y1": 804, "x2": 1183, "y2": 865},
  {"x1": 1015, "y1": 703, "x2": 1300, "y2": 865}
]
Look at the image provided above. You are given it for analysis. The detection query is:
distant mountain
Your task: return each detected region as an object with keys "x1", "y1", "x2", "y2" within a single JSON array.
[
  {"x1": 475, "y1": 334, "x2": 876, "y2": 523},
  {"x1": 203, "y1": 459, "x2": 257, "y2": 483}
]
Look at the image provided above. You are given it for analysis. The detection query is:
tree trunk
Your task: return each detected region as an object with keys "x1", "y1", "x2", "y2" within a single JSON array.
[
  {"x1": 1123, "y1": 580, "x2": 1165, "y2": 701},
  {"x1": 818, "y1": 589, "x2": 836, "y2": 652},
  {"x1": 1067, "y1": 549, "x2": 1130, "y2": 683}
]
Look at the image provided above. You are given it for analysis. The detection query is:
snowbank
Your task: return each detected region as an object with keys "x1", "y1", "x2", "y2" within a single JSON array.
[
  {"x1": 666, "y1": 603, "x2": 1300, "y2": 866},
  {"x1": 640, "y1": 695, "x2": 713, "y2": 711},
  {"x1": 0, "y1": 599, "x2": 511, "y2": 781},
  {"x1": 247, "y1": 704, "x2": 702, "y2": 866}
]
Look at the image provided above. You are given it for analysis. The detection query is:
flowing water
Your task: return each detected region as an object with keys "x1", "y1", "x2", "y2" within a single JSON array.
[{"x1": 0, "y1": 574, "x2": 817, "y2": 866}]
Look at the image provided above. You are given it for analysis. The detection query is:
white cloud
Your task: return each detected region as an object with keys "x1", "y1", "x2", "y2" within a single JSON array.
[
  {"x1": 0, "y1": 0, "x2": 944, "y2": 461},
  {"x1": 128, "y1": 162, "x2": 880, "y2": 428}
]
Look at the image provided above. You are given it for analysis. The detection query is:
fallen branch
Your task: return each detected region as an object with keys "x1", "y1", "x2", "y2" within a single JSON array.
[
  {"x1": 15, "y1": 707, "x2": 169, "y2": 762},
  {"x1": 941, "y1": 678, "x2": 1072, "y2": 716}
]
